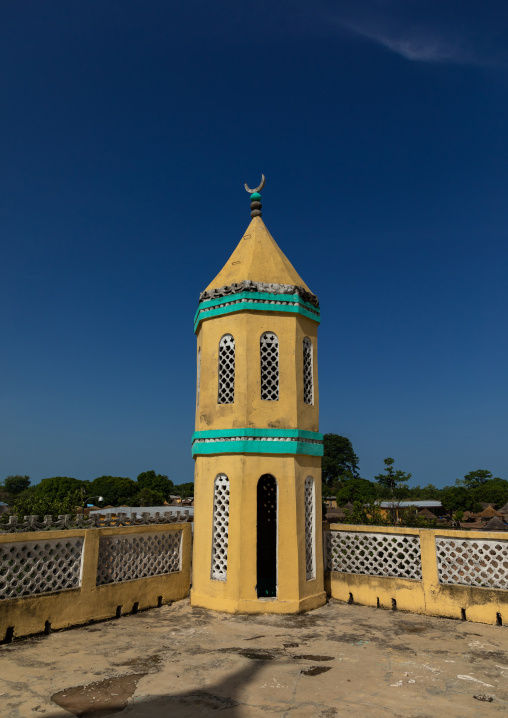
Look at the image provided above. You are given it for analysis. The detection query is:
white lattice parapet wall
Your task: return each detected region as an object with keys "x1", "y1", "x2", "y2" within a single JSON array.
[
  {"x1": 0, "y1": 523, "x2": 191, "y2": 642},
  {"x1": 325, "y1": 524, "x2": 508, "y2": 626},
  {"x1": 97, "y1": 531, "x2": 182, "y2": 585},
  {"x1": 436, "y1": 536, "x2": 508, "y2": 589},
  {"x1": 0, "y1": 537, "x2": 84, "y2": 600},
  {"x1": 325, "y1": 530, "x2": 422, "y2": 580}
]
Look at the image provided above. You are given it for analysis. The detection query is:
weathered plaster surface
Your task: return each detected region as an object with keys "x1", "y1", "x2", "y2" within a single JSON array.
[{"x1": 1, "y1": 598, "x2": 507, "y2": 717}]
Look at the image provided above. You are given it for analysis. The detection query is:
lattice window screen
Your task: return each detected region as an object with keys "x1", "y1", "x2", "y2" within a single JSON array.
[
  {"x1": 0, "y1": 537, "x2": 84, "y2": 600},
  {"x1": 96, "y1": 531, "x2": 181, "y2": 585},
  {"x1": 260, "y1": 332, "x2": 279, "y2": 400},
  {"x1": 218, "y1": 335, "x2": 235, "y2": 404},
  {"x1": 196, "y1": 347, "x2": 201, "y2": 411},
  {"x1": 325, "y1": 530, "x2": 422, "y2": 580},
  {"x1": 304, "y1": 477, "x2": 315, "y2": 580},
  {"x1": 303, "y1": 337, "x2": 313, "y2": 405},
  {"x1": 211, "y1": 474, "x2": 230, "y2": 580},
  {"x1": 436, "y1": 537, "x2": 508, "y2": 589}
]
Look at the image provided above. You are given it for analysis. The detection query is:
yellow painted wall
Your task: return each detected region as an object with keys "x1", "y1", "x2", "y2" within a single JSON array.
[
  {"x1": 195, "y1": 311, "x2": 319, "y2": 432},
  {"x1": 325, "y1": 524, "x2": 508, "y2": 626},
  {"x1": 0, "y1": 523, "x2": 191, "y2": 641},
  {"x1": 192, "y1": 453, "x2": 325, "y2": 614}
]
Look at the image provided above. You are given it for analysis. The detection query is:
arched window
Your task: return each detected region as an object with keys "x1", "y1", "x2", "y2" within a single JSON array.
[
  {"x1": 196, "y1": 347, "x2": 201, "y2": 411},
  {"x1": 211, "y1": 474, "x2": 230, "y2": 580},
  {"x1": 304, "y1": 476, "x2": 315, "y2": 580},
  {"x1": 257, "y1": 474, "x2": 277, "y2": 597},
  {"x1": 303, "y1": 337, "x2": 313, "y2": 405},
  {"x1": 260, "y1": 332, "x2": 279, "y2": 401},
  {"x1": 218, "y1": 334, "x2": 235, "y2": 404}
]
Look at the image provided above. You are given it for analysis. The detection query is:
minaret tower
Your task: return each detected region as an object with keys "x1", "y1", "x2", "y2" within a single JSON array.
[{"x1": 191, "y1": 177, "x2": 325, "y2": 614}]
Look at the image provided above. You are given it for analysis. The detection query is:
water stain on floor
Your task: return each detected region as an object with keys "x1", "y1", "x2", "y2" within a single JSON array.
[
  {"x1": 395, "y1": 622, "x2": 429, "y2": 634},
  {"x1": 51, "y1": 673, "x2": 146, "y2": 717},
  {"x1": 114, "y1": 653, "x2": 162, "y2": 672},
  {"x1": 300, "y1": 666, "x2": 332, "y2": 676}
]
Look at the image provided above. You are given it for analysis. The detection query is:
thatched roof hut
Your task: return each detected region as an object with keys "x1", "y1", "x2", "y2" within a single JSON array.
[
  {"x1": 326, "y1": 508, "x2": 346, "y2": 521},
  {"x1": 478, "y1": 506, "x2": 502, "y2": 519},
  {"x1": 482, "y1": 516, "x2": 508, "y2": 531},
  {"x1": 418, "y1": 508, "x2": 437, "y2": 519}
]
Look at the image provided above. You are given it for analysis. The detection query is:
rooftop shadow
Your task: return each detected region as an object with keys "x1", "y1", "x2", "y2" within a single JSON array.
[{"x1": 47, "y1": 659, "x2": 272, "y2": 718}]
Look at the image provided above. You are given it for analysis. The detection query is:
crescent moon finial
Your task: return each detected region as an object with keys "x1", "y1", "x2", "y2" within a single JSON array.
[
  {"x1": 244, "y1": 174, "x2": 265, "y2": 194},
  {"x1": 244, "y1": 174, "x2": 265, "y2": 218}
]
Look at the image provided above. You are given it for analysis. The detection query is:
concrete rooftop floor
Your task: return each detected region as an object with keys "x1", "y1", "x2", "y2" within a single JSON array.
[{"x1": 1, "y1": 598, "x2": 508, "y2": 717}]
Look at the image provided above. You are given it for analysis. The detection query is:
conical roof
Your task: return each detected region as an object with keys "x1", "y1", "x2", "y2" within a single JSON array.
[
  {"x1": 418, "y1": 508, "x2": 436, "y2": 519},
  {"x1": 205, "y1": 217, "x2": 312, "y2": 293},
  {"x1": 482, "y1": 516, "x2": 508, "y2": 531},
  {"x1": 498, "y1": 503, "x2": 508, "y2": 514},
  {"x1": 478, "y1": 506, "x2": 502, "y2": 518},
  {"x1": 326, "y1": 508, "x2": 346, "y2": 519}
]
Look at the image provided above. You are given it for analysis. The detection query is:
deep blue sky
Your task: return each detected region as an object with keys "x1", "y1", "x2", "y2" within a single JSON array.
[{"x1": 2, "y1": 1, "x2": 507, "y2": 489}]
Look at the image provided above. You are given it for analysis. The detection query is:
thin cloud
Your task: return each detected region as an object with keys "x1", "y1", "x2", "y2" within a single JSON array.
[
  {"x1": 317, "y1": 0, "x2": 507, "y2": 67},
  {"x1": 343, "y1": 21, "x2": 466, "y2": 63}
]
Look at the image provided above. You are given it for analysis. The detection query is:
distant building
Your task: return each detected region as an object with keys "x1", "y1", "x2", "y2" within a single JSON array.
[
  {"x1": 323, "y1": 496, "x2": 337, "y2": 509},
  {"x1": 376, "y1": 500, "x2": 443, "y2": 522}
]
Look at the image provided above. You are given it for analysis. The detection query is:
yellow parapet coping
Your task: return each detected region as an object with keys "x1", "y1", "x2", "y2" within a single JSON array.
[
  {"x1": 324, "y1": 523, "x2": 508, "y2": 626},
  {"x1": 0, "y1": 523, "x2": 191, "y2": 641}
]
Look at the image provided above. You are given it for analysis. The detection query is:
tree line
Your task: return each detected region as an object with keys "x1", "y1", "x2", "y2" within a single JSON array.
[
  {"x1": 322, "y1": 434, "x2": 508, "y2": 515},
  {"x1": 0, "y1": 472, "x2": 195, "y2": 520}
]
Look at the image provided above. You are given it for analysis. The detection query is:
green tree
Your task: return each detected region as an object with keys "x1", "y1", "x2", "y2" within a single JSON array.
[
  {"x1": 132, "y1": 487, "x2": 165, "y2": 506},
  {"x1": 420, "y1": 483, "x2": 442, "y2": 500},
  {"x1": 440, "y1": 484, "x2": 479, "y2": 513},
  {"x1": 393, "y1": 483, "x2": 411, "y2": 500},
  {"x1": 374, "y1": 457, "x2": 412, "y2": 496},
  {"x1": 322, "y1": 434, "x2": 360, "y2": 490},
  {"x1": 406, "y1": 484, "x2": 441, "y2": 500},
  {"x1": 3, "y1": 475, "x2": 31, "y2": 497},
  {"x1": 336, "y1": 477, "x2": 378, "y2": 505},
  {"x1": 11, "y1": 490, "x2": 80, "y2": 521},
  {"x1": 89, "y1": 476, "x2": 137, "y2": 505},
  {"x1": 472, "y1": 477, "x2": 508, "y2": 508},
  {"x1": 397, "y1": 507, "x2": 437, "y2": 528},
  {"x1": 136, "y1": 471, "x2": 173, "y2": 498},
  {"x1": 34, "y1": 477, "x2": 86, "y2": 500},
  {"x1": 459, "y1": 470, "x2": 494, "y2": 489},
  {"x1": 174, "y1": 482, "x2": 194, "y2": 499},
  {"x1": 339, "y1": 501, "x2": 389, "y2": 527}
]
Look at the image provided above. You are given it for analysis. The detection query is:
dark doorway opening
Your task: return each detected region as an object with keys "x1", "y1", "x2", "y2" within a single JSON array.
[{"x1": 257, "y1": 474, "x2": 277, "y2": 598}]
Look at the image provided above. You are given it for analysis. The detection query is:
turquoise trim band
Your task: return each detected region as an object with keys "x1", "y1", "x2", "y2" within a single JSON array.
[
  {"x1": 196, "y1": 291, "x2": 320, "y2": 316},
  {"x1": 194, "y1": 300, "x2": 320, "y2": 333},
  {"x1": 192, "y1": 428, "x2": 323, "y2": 441},
  {"x1": 192, "y1": 440, "x2": 324, "y2": 457},
  {"x1": 191, "y1": 428, "x2": 324, "y2": 457}
]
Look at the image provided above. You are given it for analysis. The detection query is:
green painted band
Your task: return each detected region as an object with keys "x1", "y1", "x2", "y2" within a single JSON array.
[
  {"x1": 192, "y1": 428, "x2": 323, "y2": 441},
  {"x1": 192, "y1": 440, "x2": 324, "y2": 457},
  {"x1": 196, "y1": 291, "x2": 320, "y2": 316},
  {"x1": 194, "y1": 301, "x2": 320, "y2": 333}
]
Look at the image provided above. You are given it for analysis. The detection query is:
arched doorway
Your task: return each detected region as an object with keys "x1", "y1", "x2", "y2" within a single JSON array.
[{"x1": 257, "y1": 474, "x2": 277, "y2": 598}]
